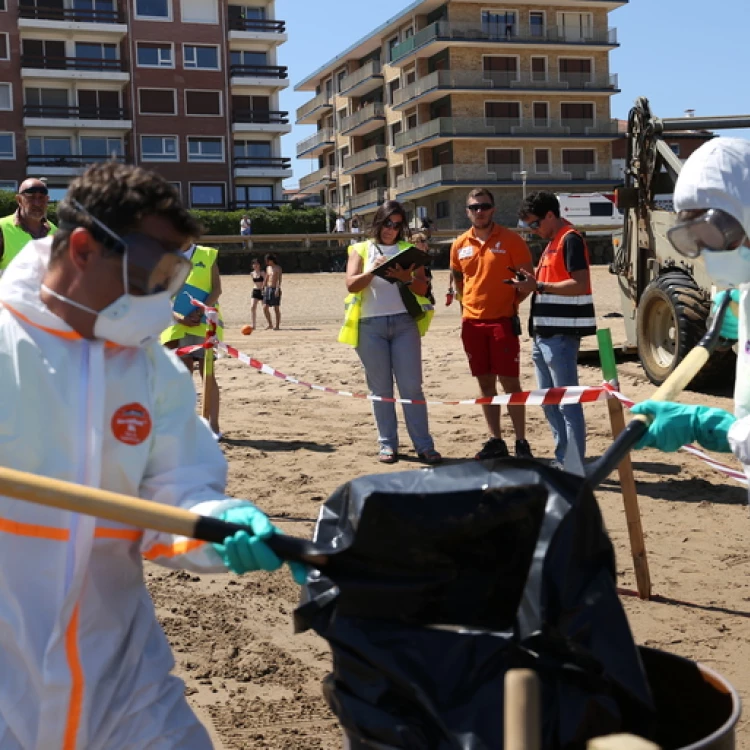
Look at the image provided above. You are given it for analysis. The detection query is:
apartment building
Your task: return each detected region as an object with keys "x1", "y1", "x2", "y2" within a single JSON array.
[
  {"x1": 0, "y1": 0, "x2": 291, "y2": 209},
  {"x1": 295, "y1": 0, "x2": 627, "y2": 228}
]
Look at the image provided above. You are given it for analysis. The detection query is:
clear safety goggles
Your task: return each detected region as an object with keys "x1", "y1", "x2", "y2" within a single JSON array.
[
  {"x1": 71, "y1": 200, "x2": 191, "y2": 296},
  {"x1": 667, "y1": 209, "x2": 747, "y2": 259}
]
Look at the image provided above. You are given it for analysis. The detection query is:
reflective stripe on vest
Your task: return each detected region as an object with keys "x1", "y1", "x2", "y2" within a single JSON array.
[
  {"x1": 160, "y1": 245, "x2": 224, "y2": 344},
  {"x1": 0, "y1": 214, "x2": 56, "y2": 270},
  {"x1": 532, "y1": 227, "x2": 596, "y2": 337}
]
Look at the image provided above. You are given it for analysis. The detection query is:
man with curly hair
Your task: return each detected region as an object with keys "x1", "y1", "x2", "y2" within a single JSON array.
[{"x1": 0, "y1": 162, "x2": 302, "y2": 748}]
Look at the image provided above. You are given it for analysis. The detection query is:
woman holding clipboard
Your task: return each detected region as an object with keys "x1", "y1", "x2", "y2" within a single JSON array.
[{"x1": 340, "y1": 201, "x2": 441, "y2": 465}]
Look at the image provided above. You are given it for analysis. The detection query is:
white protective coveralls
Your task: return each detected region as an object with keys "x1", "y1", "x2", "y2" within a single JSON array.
[
  {"x1": 0, "y1": 237, "x2": 249, "y2": 749},
  {"x1": 673, "y1": 137, "x2": 750, "y2": 483}
]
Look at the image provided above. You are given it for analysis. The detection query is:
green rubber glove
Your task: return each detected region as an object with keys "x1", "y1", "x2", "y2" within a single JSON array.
[
  {"x1": 629, "y1": 401, "x2": 735, "y2": 453},
  {"x1": 712, "y1": 289, "x2": 741, "y2": 341},
  {"x1": 213, "y1": 504, "x2": 308, "y2": 584}
]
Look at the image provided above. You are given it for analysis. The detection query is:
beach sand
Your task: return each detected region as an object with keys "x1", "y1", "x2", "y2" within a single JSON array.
[{"x1": 146, "y1": 266, "x2": 750, "y2": 748}]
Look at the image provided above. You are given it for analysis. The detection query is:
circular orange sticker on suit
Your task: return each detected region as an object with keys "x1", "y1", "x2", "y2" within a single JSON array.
[{"x1": 111, "y1": 403, "x2": 152, "y2": 445}]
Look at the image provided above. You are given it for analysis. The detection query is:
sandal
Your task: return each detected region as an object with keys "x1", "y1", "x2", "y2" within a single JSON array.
[
  {"x1": 378, "y1": 446, "x2": 398, "y2": 464},
  {"x1": 417, "y1": 448, "x2": 443, "y2": 465}
]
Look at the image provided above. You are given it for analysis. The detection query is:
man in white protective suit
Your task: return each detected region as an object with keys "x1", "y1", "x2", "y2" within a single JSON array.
[
  {"x1": 630, "y1": 138, "x2": 750, "y2": 484},
  {"x1": 0, "y1": 161, "x2": 303, "y2": 749}
]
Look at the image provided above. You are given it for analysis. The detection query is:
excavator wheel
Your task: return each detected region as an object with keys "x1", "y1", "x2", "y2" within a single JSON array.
[{"x1": 636, "y1": 272, "x2": 734, "y2": 387}]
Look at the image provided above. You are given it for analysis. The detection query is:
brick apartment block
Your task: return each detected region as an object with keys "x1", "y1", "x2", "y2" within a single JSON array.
[
  {"x1": 0, "y1": 0, "x2": 291, "y2": 210},
  {"x1": 295, "y1": 0, "x2": 628, "y2": 228}
]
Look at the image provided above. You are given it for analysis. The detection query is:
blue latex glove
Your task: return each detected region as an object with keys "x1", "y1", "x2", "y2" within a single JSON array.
[
  {"x1": 629, "y1": 401, "x2": 735, "y2": 453},
  {"x1": 712, "y1": 289, "x2": 741, "y2": 341},
  {"x1": 213, "y1": 504, "x2": 308, "y2": 584}
]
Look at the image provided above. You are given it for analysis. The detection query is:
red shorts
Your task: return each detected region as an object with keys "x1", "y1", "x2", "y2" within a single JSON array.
[{"x1": 461, "y1": 318, "x2": 520, "y2": 378}]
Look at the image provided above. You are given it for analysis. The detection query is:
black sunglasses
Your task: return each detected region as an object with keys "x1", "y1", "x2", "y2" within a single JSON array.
[
  {"x1": 467, "y1": 202, "x2": 493, "y2": 212},
  {"x1": 21, "y1": 186, "x2": 49, "y2": 196},
  {"x1": 525, "y1": 219, "x2": 541, "y2": 230},
  {"x1": 383, "y1": 218, "x2": 404, "y2": 229}
]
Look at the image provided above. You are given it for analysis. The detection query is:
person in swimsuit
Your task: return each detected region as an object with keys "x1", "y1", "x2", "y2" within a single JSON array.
[
  {"x1": 263, "y1": 253, "x2": 282, "y2": 330},
  {"x1": 250, "y1": 257, "x2": 265, "y2": 330}
]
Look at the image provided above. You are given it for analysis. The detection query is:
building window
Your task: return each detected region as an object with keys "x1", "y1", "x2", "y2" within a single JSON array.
[
  {"x1": 183, "y1": 44, "x2": 219, "y2": 70},
  {"x1": 141, "y1": 135, "x2": 178, "y2": 161},
  {"x1": 230, "y1": 50, "x2": 268, "y2": 69},
  {"x1": 136, "y1": 42, "x2": 173, "y2": 68},
  {"x1": 135, "y1": 0, "x2": 170, "y2": 19},
  {"x1": 390, "y1": 121, "x2": 402, "y2": 145},
  {"x1": 670, "y1": 143, "x2": 681, "y2": 156},
  {"x1": 482, "y1": 10, "x2": 516, "y2": 38},
  {"x1": 529, "y1": 11, "x2": 545, "y2": 37},
  {"x1": 234, "y1": 140, "x2": 271, "y2": 159},
  {"x1": 534, "y1": 148, "x2": 550, "y2": 173},
  {"x1": 236, "y1": 185, "x2": 274, "y2": 208},
  {"x1": 28, "y1": 136, "x2": 72, "y2": 156},
  {"x1": 180, "y1": 0, "x2": 217, "y2": 24},
  {"x1": 559, "y1": 58, "x2": 592, "y2": 87},
  {"x1": 0, "y1": 33, "x2": 8, "y2": 61},
  {"x1": 483, "y1": 56, "x2": 518, "y2": 86},
  {"x1": 0, "y1": 182, "x2": 17, "y2": 193},
  {"x1": 190, "y1": 183, "x2": 225, "y2": 208},
  {"x1": 562, "y1": 149, "x2": 596, "y2": 178},
  {"x1": 487, "y1": 148, "x2": 522, "y2": 179},
  {"x1": 485, "y1": 101, "x2": 521, "y2": 129},
  {"x1": 388, "y1": 79, "x2": 400, "y2": 105},
  {"x1": 561, "y1": 102, "x2": 595, "y2": 128},
  {"x1": 533, "y1": 102, "x2": 549, "y2": 127},
  {"x1": 78, "y1": 89, "x2": 121, "y2": 118},
  {"x1": 0, "y1": 84, "x2": 12, "y2": 111},
  {"x1": 80, "y1": 136, "x2": 122, "y2": 158},
  {"x1": 336, "y1": 70, "x2": 347, "y2": 93},
  {"x1": 187, "y1": 136, "x2": 224, "y2": 162},
  {"x1": 387, "y1": 37, "x2": 398, "y2": 61},
  {"x1": 531, "y1": 57, "x2": 547, "y2": 82},
  {"x1": 24, "y1": 87, "x2": 69, "y2": 115},
  {"x1": 185, "y1": 90, "x2": 221, "y2": 116},
  {"x1": 139, "y1": 89, "x2": 176, "y2": 115},
  {"x1": 75, "y1": 42, "x2": 117, "y2": 62},
  {"x1": 0, "y1": 133, "x2": 14, "y2": 160},
  {"x1": 559, "y1": 12, "x2": 593, "y2": 41},
  {"x1": 0, "y1": 1, "x2": 5, "y2": 11},
  {"x1": 436, "y1": 200, "x2": 449, "y2": 220}
]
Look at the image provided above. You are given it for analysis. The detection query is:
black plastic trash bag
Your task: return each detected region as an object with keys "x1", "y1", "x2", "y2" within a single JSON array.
[{"x1": 294, "y1": 459, "x2": 656, "y2": 749}]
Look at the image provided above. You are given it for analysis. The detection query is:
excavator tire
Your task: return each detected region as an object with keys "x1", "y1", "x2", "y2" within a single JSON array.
[{"x1": 636, "y1": 271, "x2": 734, "y2": 388}]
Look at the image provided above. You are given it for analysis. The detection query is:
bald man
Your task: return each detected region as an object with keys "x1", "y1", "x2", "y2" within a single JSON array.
[{"x1": 0, "y1": 179, "x2": 57, "y2": 270}]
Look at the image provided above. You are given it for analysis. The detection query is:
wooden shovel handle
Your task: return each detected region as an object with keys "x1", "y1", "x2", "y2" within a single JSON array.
[
  {"x1": 0, "y1": 465, "x2": 326, "y2": 566},
  {"x1": 504, "y1": 669, "x2": 541, "y2": 750}
]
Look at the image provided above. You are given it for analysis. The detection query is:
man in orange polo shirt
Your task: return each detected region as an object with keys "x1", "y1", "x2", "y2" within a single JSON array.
[{"x1": 450, "y1": 188, "x2": 535, "y2": 460}]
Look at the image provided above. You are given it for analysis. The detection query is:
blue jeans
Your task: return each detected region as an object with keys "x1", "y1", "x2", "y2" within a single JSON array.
[
  {"x1": 532, "y1": 335, "x2": 586, "y2": 464},
  {"x1": 355, "y1": 313, "x2": 434, "y2": 453}
]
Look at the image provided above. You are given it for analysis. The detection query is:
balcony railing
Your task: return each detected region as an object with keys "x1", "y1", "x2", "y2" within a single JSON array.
[
  {"x1": 233, "y1": 109, "x2": 289, "y2": 124},
  {"x1": 27, "y1": 154, "x2": 127, "y2": 168},
  {"x1": 393, "y1": 69, "x2": 619, "y2": 106},
  {"x1": 350, "y1": 187, "x2": 389, "y2": 210},
  {"x1": 342, "y1": 144, "x2": 387, "y2": 173},
  {"x1": 394, "y1": 116, "x2": 619, "y2": 150},
  {"x1": 233, "y1": 156, "x2": 291, "y2": 169},
  {"x1": 230, "y1": 200, "x2": 293, "y2": 210},
  {"x1": 295, "y1": 91, "x2": 333, "y2": 122},
  {"x1": 339, "y1": 102, "x2": 386, "y2": 134},
  {"x1": 23, "y1": 104, "x2": 128, "y2": 120},
  {"x1": 21, "y1": 55, "x2": 125, "y2": 72},
  {"x1": 299, "y1": 167, "x2": 335, "y2": 192},
  {"x1": 19, "y1": 6, "x2": 124, "y2": 23},
  {"x1": 228, "y1": 18, "x2": 286, "y2": 33},
  {"x1": 390, "y1": 21, "x2": 618, "y2": 62},
  {"x1": 338, "y1": 60, "x2": 383, "y2": 95},
  {"x1": 229, "y1": 64, "x2": 288, "y2": 79},
  {"x1": 296, "y1": 128, "x2": 335, "y2": 157}
]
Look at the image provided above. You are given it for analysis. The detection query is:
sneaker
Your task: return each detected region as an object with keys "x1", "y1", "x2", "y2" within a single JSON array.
[
  {"x1": 515, "y1": 439, "x2": 534, "y2": 459},
  {"x1": 475, "y1": 437, "x2": 509, "y2": 461}
]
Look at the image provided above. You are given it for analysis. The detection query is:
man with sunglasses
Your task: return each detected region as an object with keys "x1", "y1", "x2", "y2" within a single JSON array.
[
  {"x1": 0, "y1": 162, "x2": 303, "y2": 749},
  {"x1": 0, "y1": 178, "x2": 57, "y2": 271},
  {"x1": 450, "y1": 188, "x2": 535, "y2": 461},
  {"x1": 629, "y1": 138, "x2": 750, "y2": 479}
]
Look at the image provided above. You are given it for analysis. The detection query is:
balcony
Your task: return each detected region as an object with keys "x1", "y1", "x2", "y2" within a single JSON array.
[
  {"x1": 232, "y1": 109, "x2": 291, "y2": 134},
  {"x1": 350, "y1": 187, "x2": 389, "y2": 211},
  {"x1": 229, "y1": 65, "x2": 289, "y2": 90},
  {"x1": 296, "y1": 128, "x2": 335, "y2": 159},
  {"x1": 342, "y1": 144, "x2": 388, "y2": 175},
  {"x1": 228, "y1": 17, "x2": 288, "y2": 44},
  {"x1": 230, "y1": 199, "x2": 293, "y2": 210},
  {"x1": 299, "y1": 167, "x2": 335, "y2": 194},
  {"x1": 395, "y1": 163, "x2": 618, "y2": 199},
  {"x1": 20, "y1": 55, "x2": 129, "y2": 82},
  {"x1": 23, "y1": 104, "x2": 131, "y2": 129},
  {"x1": 18, "y1": 5, "x2": 127, "y2": 38},
  {"x1": 393, "y1": 116, "x2": 619, "y2": 152},
  {"x1": 389, "y1": 21, "x2": 619, "y2": 66},
  {"x1": 339, "y1": 102, "x2": 386, "y2": 137},
  {"x1": 338, "y1": 60, "x2": 384, "y2": 98},
  {"x1": 295, "y1": 91, "x2": 333, "y2": 125},
  {"x1": 233, "y1": 156, "x2": 292, "y2": 179},
  {"x1": 27, "y1": 153, "x2": 127, "y2": 176},
  {"x1": 392, "y1": 70, "x2": 619, "y2": 109}
]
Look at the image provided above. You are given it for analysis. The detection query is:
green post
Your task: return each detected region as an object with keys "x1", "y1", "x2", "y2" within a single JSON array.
[{"x1": 597, "y1": 328, "x2": 618, "y2": 384}]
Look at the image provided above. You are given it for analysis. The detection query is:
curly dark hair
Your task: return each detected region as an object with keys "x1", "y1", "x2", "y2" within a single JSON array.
[
  {"x1": 50, "y1": 161, "x2": 201, "y2": 263},
  {"x1": 369, "y1": 200, "x2": 408, "y2": 244},
  {"x1": 518, "y1": 191, "x2": 561, "y2": 221}
]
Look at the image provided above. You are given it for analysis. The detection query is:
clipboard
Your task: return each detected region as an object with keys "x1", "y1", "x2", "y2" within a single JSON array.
[
  {"x1": 173, "y1": 284, "x2": 209, "y2": 319},
  {"x1": 370, "y1": 245, "x2": 430, "y2": 283}
]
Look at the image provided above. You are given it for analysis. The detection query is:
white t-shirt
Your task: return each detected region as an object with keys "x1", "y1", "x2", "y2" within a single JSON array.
[
  {"x1": 361, "y1": 243, "x2": 407, "y2": 319},
  {"x1": 335, "y1": 217, "x2": 346, "y2": 232}
]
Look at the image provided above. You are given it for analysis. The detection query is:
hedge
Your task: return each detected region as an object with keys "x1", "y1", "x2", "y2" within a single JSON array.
[{"x1": 0, "y1": 189, "x2": 331, "y2": 235}]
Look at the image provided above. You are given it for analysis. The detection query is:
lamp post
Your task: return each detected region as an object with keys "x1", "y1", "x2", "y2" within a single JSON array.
[{"x1": 520, "y1": 170, "x2": 528, "y2": 200}]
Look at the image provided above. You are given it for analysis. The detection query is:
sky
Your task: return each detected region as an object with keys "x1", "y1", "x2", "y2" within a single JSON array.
[{"x1": 278, "y1": 0, "x2": 750, "y2": 188}]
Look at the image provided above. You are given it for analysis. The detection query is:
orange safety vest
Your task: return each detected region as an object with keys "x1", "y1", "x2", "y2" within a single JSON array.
[{"x1": 531, "y1": 226, "x2": 596, "y2": 337}]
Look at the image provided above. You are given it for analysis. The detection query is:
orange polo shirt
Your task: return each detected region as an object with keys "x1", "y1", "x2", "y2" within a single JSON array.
[{"x1": 450, "y1": 224, "x2": 532, "y2": 320}]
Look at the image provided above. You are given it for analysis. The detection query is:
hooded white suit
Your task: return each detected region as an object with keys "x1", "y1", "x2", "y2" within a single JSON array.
[
  {"x1": 0, "y1": 237, "x2": 247, "y2": 749},
  {"x1": 673, "y1": 137, "x2": 750, "y2": 479}
]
